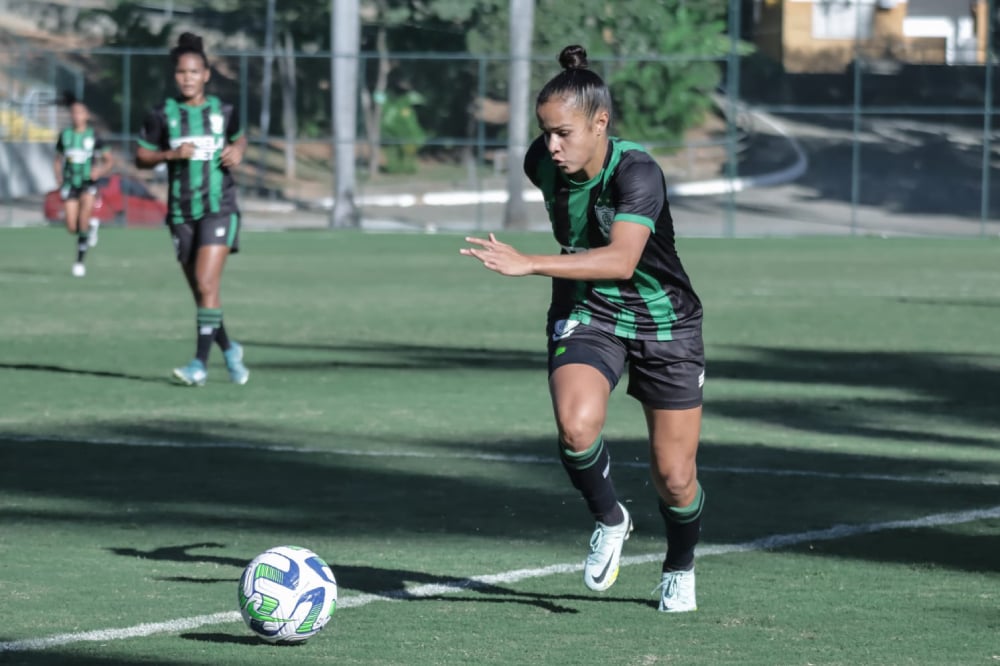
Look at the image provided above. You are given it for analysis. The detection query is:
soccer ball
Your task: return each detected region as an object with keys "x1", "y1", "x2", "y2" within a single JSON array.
[{"x1": 238, "y1": 545, "x2": 338, "y2": 644}]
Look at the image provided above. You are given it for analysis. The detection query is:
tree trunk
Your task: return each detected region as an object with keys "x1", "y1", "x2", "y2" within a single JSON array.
[
  {"x1": 360, "y1": 12, "x2": 391, "y2": 180},
  {"x1": 278, "y1": 29, "x2": 297, "y2": 180}
]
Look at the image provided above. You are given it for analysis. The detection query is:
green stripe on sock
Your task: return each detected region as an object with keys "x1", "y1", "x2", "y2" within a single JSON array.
[
  {"x1": 197, "y1": 307, "x2": 223, "y2": 327},
  {"x1": 561, "y1": 435, "x2": 605, "y2": 470},
  {"x1": 663, "y1": 483, "x2": 704, "y2": 524}
]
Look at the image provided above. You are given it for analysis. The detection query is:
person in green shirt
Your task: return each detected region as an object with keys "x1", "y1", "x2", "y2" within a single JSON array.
[
  {"x1": 53, "y1": 94, "x2": 112, "y2": 277},
  {"x1": 136, "y1": 32, "x2": 249, "y2": 387},
  {"x1": 462, "y1": 45, "x2": 705, "y2": 613}
]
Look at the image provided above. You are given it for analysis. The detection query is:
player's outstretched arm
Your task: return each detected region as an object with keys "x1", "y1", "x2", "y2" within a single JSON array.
[
  {"x1": 461, "y1": 222, "x2": 650, "y2": 281},
  {"x1": 460, "y1": 233, "x2": 536, "y2": 276}
]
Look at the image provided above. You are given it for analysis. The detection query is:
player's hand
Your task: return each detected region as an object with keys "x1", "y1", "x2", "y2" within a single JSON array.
[
  {"x1": 220, "y1": 143, "x2": 244, "y2": 168},
  {"x1": 460, "y1": 233, "x2": 534, "y2": 276},
  {"x1": 172, "y1": 142, "x2": 196, "y2": 160}
]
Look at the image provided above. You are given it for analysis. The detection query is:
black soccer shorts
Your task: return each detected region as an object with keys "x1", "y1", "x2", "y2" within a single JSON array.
[
  {"x1": 59, "y1": 181, "x2": 98, "y2": 201},
  {"x1": 547, "y1": 320, "x2": 705, "y2": 410},
  {"x1": 169, "y1": 212, "x2": 241, "y2": 264}
]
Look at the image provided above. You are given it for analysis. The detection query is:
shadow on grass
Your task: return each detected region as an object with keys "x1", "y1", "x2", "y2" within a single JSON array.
[
  {"x1": 243, "y1": 339, "x2": 546, "y2": 372},
  {"x1": 2, "y1": 343, "x2": 999, "y2": 583},
  {"x1": 179, "y1": 632, "x2": 263, "y2": 646},
  {"x1": 0, "y1": 362, "x2": 164, "y2": 383},
  {"x1": 710, "y1": 346, "x2": 1000, "y2": 432}
]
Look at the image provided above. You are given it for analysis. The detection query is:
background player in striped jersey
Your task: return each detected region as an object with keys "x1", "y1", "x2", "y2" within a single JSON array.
[
  {"x1": 136, "y1": 32, "x2": 249, "y2": 387},
  {"x1": 54, "y1": 93, "x2": 113, "y2": 277},
  {"x1": 462, "y1": 45, "x2": 705, "y2": 612}
]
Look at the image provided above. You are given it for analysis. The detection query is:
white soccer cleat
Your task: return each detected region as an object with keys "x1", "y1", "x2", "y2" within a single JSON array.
[
  {"x1": 71, "y1": 262, "x2": 86, "y2": 277},
  {"x1": 583, "y1": 503, "x2": 632, "y2": 591},
  {"x1": 655, "y1": 569, "x2": 697, "y2": 613},
  {"x1": 87, "y1": 218, "x2": 100, "y2": 247}
]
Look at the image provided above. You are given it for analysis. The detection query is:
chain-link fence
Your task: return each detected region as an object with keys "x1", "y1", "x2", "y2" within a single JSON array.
[{"x1": 2, "y1": 9, "x2": 998, "y2": 237}]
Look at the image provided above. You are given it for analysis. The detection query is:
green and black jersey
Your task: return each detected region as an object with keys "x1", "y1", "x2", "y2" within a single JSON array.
[
  {"x1": 137, "y1": 96, "x2": 243, "y2": 224},
  {"x1": 524, "y1": 135, "x2": 702, "y2": 341},
  {"x1": 55, "y1": 127, "x2": 108, "y2": 188}
]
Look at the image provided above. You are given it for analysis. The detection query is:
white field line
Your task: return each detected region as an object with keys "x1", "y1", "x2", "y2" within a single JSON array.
[
  {"x1": 2, "y1": 503, "x2": 999, "y2": 654},
  {"x1": 3, "y1": 433, "x2": 999, "y2": 487}
]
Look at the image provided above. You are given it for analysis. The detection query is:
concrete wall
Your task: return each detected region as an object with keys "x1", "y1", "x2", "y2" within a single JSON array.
[{"x1": 0, "y1": 141, "x2": 57, "y2": 198}]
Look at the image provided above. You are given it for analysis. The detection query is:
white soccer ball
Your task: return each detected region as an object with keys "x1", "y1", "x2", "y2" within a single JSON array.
[{"x1": 238, "y1": 545, "x2": 338, "y2": 644}]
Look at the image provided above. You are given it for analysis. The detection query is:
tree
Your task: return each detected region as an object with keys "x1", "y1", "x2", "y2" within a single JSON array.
[{"x1": 528, "y1": 0, "x2": 735, "y2": 148}]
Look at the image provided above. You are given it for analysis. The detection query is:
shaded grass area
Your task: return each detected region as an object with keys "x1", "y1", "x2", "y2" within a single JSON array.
[{"x1": 1, "y1": 229, "x2": 998, "y2": 665}]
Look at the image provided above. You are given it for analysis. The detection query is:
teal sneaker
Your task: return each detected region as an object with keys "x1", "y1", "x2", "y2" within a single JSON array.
[
  {"x1": 223, "y1": 341, "x2": 249, "y2": 385},
  {"x1": 173, "y1": 359, "x2": 207, "y2": 386}
]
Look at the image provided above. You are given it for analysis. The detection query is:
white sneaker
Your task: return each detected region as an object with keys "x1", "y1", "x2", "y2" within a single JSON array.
[
  {"x1": 71, "y1": 262, "x2": 86, "y2": 277},
  {"x1": 87, "y1": 218, "x2": 100, "y2": 247},
  {"x1": 655, "y1": 569, "x2": 697, "y2": 612},
  {"x1": 583, "y1": 503, "x2": 632, "y2": 591}
]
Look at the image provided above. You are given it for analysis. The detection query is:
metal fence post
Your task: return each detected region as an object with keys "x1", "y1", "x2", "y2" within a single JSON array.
[
  {"x1": 980, "y1": 0, "x2": 994, "y2": 237},
  {"x1": 724, "y1": 0, "x2": 742, "y2": 238}
]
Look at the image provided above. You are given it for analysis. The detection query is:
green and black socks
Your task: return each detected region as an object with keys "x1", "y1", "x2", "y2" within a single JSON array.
[
  {"x1": 559, "y1": 436, "x2": 625, "y2": 525},
  {"x1": 195, "y1": 307, "x2": 224, "y2": 363},
  {"x1": 660, "y1": 483, "x2": 705, "y2": 572}
]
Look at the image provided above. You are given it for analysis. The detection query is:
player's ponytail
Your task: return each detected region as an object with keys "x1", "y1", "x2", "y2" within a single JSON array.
[
  {"x1": 536, "y1": 45, "x2": 612, "y2": 124},
  {"x1": 170, "y1": 31, "x2": 209, "y2": 67}
]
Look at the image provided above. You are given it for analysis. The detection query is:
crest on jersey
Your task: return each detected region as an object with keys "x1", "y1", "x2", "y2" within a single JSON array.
[
  {"x1": 210, "y1": 113, "x2": 224, "y2": 135},
  {"x1": 594, "y1": 205, "x2": 615, "y2": 236},
  {"x1": 83, "y1": 136, "x2": 95, "y2": 151}
]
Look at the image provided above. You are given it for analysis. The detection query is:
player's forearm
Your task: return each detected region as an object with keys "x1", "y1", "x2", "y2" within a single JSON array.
[
  {"x1": 93, "y1": 154, "x2": 113, "y2": 179},
  {"x1": 528, "y1": 246, "x2": 637, "y2": 281},
  {"x1": 228, "y1": 136, "x2": 248, "y2": 161},
  {"x1": 135, "y1": 146, "x2": 179, "y2": 168}
]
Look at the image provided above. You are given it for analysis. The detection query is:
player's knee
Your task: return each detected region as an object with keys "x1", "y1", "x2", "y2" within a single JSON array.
[
  {"x1": 555, "y1": 414, "x2": 604, "y2": 451},
  {"x1": 654, "y1": 469, "x2": 697, "y2": 504},
  {"x1": 195, "y1": 275, "x2": 220, "y2": 300}
]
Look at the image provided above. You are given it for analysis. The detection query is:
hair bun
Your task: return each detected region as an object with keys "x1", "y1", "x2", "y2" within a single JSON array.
[
  {"x1": 558, "y1": 45, "x2": 588, "y2": 71},
  {"x1": 177, "y1": 32, "x2": 204, "y2": 52}
]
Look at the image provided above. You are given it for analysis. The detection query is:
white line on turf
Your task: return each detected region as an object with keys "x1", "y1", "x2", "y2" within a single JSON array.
[
  {"x1": 3, "y1": 433, "x2": 998, "y2": 487},
  {"x1": 2, "y1": 503, "x2": 998, "y2": 653}
]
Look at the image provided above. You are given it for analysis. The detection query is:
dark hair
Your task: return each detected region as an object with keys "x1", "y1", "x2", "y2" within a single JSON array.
[
  {"x1": 536, "y1": 45, "x2": 612, "y2": 123},
  {"x1": 170, "y1": 32, "x2": 209, "y2": 67},
  {"x1": 62, "y1": 90, "x2": 81, "y2": 108}
]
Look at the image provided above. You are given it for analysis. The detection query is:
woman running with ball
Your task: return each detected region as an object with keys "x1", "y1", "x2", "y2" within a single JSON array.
[{"x1": 461, "y1": 45, "x2": 705, "y2": 612}]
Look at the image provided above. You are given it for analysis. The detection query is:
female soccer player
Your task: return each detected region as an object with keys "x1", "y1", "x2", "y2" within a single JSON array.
[
  {"x1": 461, "y1": 45, "x2": 705, "y2": 613},
  {"x1": 54, "y1": 94, "x2": 112, "y2": 277},
  {"x1": 135, "y1": 32, "x2": 249, "y2": 386}
]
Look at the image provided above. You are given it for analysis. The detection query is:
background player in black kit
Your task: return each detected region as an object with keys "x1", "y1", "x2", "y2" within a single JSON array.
[
  {"x1": 462, "y1": 45, "x2": 705, "y2": 612},
  {"x1": 136, "y1": 32, "x2": 249, "y2": 387}
]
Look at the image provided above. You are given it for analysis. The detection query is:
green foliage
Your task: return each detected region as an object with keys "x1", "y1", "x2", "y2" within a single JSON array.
[
  {"x1": 380, "y1": 91, "x2": 428, "y2": 173},
  {"x1": 74, "y1": 0, "x2": 749, "y2": 150},
  {"x1": 76, "y1": 3, "x2": 175, "y2": 134},
  {"x1": 533, "y1": 0, "x2": 741, "y2": 147}
]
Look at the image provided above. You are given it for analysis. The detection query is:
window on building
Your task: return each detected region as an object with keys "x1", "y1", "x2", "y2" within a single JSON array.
[{"x1": 812, "y1": 0, "x2": 874, "y2": 40}]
